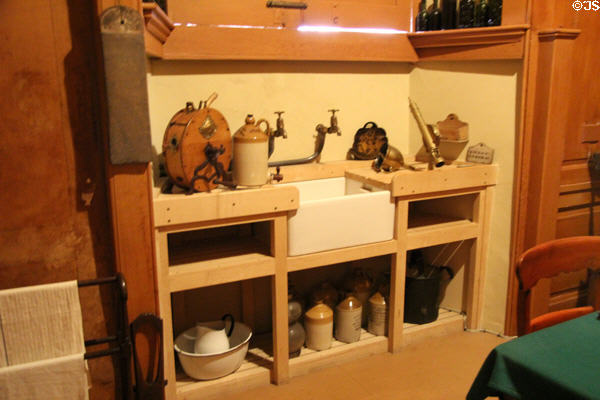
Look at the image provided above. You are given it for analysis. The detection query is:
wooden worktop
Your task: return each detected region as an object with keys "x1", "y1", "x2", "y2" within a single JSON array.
[
  {"x1": 346, "y1": 161, "x2": 498, "y2": 197},
  {"x1": 153, "y1": 183, "x2": 299, "y2": 228}
]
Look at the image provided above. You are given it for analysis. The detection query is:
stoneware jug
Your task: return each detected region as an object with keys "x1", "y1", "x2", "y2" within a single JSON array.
[
  {"x1": 343, "y1": 268, "x2": 373, "y2": 326},
  {"x1": 335, "y1": 294, "x2": 362, "y2": 343},
  {"x1": 194, "y1": 314, "x2": 235, "y2": 354},
  {"x1": 367, "y1": 291, "x2": 388, "y2": 336},
  {"x1": 304, "y1": 302, "x2": 333, "y2": 351},
  {"x1": 233, "y1": 115, "x2": 270, "y2": 187}
]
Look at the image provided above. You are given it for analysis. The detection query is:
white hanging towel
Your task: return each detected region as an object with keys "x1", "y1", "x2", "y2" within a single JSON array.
[
  {"x1": 0, "y1": 354, "x2": 88, "y2": 399},
  {"x1": 0, "y1": 281, "x2": 89, "y2": 399}
]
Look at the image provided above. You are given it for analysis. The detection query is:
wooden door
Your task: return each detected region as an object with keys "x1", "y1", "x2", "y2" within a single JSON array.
[
  {"x1": 507, "y1": 2, "x2": 600, "y2": 334},
  {"x1": 554, "y1": 10, "x2": 600, "y2": 312}
]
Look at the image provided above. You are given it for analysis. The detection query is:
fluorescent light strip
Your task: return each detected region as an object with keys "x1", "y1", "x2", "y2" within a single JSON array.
[
  {"x1": 173, "y1": 23, "x2": 284, "y2": 30},
  {"x1": 172, "y1": 23, "x2": 404, "y2": 34},
  {"x1": 297, "y1": 25, "x2": 406, "y2": 34}
]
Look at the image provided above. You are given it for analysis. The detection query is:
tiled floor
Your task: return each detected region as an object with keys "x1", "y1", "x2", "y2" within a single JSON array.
[{"x1": 220, "y1": 330, "x2": 508, "y2": 400}]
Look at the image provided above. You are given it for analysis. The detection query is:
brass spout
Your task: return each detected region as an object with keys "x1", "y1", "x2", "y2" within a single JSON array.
[{"x1": 408, "y1": 98, "x2": 445, "y2": 170}]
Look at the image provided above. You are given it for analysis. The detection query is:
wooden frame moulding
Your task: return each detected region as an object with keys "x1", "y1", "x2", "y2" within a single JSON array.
[
  {"x1": 407, "y1": 24, "x2": 529, "y2": 61},
  {"x1": 142, "y1": 2, "x2": 174, "y2": 58}
]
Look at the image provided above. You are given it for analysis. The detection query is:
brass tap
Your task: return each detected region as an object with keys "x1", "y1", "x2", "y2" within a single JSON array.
[
  {"x1": 268, "y1": 111, "x2": 287, "y2": 159},
  {"x1": 272, "y1": 111, "x2": 287, "y2": 138},
  {"x1": 327, "y1": 109, "x2": 342, "y2": 136}
]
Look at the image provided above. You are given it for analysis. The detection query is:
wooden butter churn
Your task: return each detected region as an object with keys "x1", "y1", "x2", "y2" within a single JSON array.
[{"x1": 162, "y1": 93, "x2": 232, "y2": 193}]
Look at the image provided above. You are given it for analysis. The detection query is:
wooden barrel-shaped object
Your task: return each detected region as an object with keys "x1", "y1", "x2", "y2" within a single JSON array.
[{"x1": 162, "y1": 102, "x2": 232, "y2": 192}]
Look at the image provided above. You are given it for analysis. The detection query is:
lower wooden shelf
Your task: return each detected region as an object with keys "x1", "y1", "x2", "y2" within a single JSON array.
[
  {"x1": 407, "y1": 216, "x2": 478, "y2": 250},
  {"x1": 403, "y1": 308, "x2": 465, "y2": 346},
  {"x1": 172, "y1": 309, "x2": 464, "y2": 399},
  {"x1": 175, "y1": 364, "x2": 271, "y2": 400},
  {"x1": 175, "y1": 336, "x2": 274, "y2": 400},
  {"x1": 289, "y1": 330, "x2": 388, "y2": 378}
]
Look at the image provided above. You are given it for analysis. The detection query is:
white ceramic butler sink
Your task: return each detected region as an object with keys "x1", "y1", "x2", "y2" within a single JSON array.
[{"x1": 283, "y1": 177, "x2": 394, "y2": 256}]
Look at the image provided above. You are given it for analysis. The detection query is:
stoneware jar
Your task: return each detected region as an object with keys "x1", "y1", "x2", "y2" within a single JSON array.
[
  {"x1": 335, "y1": 294, "x2": 362, "y2": 343},
  {"x1": 309, "y1": 281, "x2": 339, "y2": 311},
  {"x1": 288, "y1": 291, "x2": 305, "y2": 357},
  {"x1": 343, "y1": 268, "x2": 373, "y2": 326},
  {"x1": 304, "y1": 302, "x2": 333, "y2": 351},
  {"x1": 367, "y1": 291, "x2": 388, "y2": 336},
  {"x1": 233, "y1": 115, "x2": 269, "y2": 187}
]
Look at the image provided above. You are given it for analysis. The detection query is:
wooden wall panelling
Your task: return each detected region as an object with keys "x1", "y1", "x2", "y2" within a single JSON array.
[
  {"x1": 562, "y1": 13, "x2": 600, "y2": 161},
  {"x1": 1, "y1": 0, "x2": 121, "y2": 398},
  {"x1": 162, "y1": 0, "x2": 417, "y2": 61},
  {"x1": 163, "y1": 26, "x2": 418, "y2": 61},
  {"x1": 168, "y1": 0, "x2": 410, "y2": 30},
  {"x1": 501, "y1": 0, "x2": 529, "y2": 25}
]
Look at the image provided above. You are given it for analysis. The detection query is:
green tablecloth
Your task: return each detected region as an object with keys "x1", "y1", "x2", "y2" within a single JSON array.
[{"x1": 467, "y1": 313, "x2": 600, "y2": 400}]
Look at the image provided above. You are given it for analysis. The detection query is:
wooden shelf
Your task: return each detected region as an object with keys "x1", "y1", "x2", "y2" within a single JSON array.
[
  {"x1": 169, "y1": 254, "x2": 275, "y2": 292},
  {"x1": 407, "y1": 24, "x2": 529, "y2": 61},
  {"x1": 345, "y1": 162, "x2": 497, "y2": 198},
  {"x1": 403, "y1": 309, "x2": 465, "y2": 346},
  {"x1": 407, "y1": 216, "x2": 478, "y2": 250},
  {"x1": 289, "y1": 329, "x2": 388, "y2": 378},
  {"x1": 287, "y1": 240, "x2": 397, "y2": 272},
  {"x1": 167, "y1": 237, "x2": 274, "y2": 292},
  {"x1": 175, "y1": 337, "x2": 273, "y2": 400}
]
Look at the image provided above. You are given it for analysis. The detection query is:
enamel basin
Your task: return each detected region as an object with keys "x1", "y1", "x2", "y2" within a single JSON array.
[{"x1": 283, "y1": 177, "x2": 394, "y2": 256}]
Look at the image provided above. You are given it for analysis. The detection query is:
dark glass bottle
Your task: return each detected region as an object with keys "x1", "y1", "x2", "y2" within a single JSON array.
[
  {"x1": 457, "y1": 0, "x2": 475, "y2": 28},
  {"x1": 415, "y1": 0, "x2": 429, "y2": 32},
  {"x1": 474, "y1": 0, "x2": 490, "y2": 27},
  {"x1": 442, "y1": 0, "x2": 457, "y2": 30},
  {"x1": 428, "y1": 0, "x2": 442, "y2": 31},
  {"x1": 488, "y1": 0, "x2": 502, "y2": 26}
]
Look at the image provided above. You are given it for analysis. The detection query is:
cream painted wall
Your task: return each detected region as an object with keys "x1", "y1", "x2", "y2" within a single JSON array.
[
  {"x1": 409, "y1": 61, "x2": 521, "y2": 334},
  {"x1": 147, "y1": 61, "x2": 411, "y2": 178},
  {"x1": 146, "y1": 59, "x2": 520, "y2": 335}
]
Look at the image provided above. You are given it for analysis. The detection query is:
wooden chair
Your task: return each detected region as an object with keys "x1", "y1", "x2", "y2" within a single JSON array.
[{"x1": 516, "y1": 236, "x2": 600, "y2": 335}]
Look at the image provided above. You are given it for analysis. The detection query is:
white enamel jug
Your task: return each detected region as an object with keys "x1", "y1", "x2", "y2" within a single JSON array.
[{"x1": 194, "y1": 314, "x2": 235, "y2": 354}]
